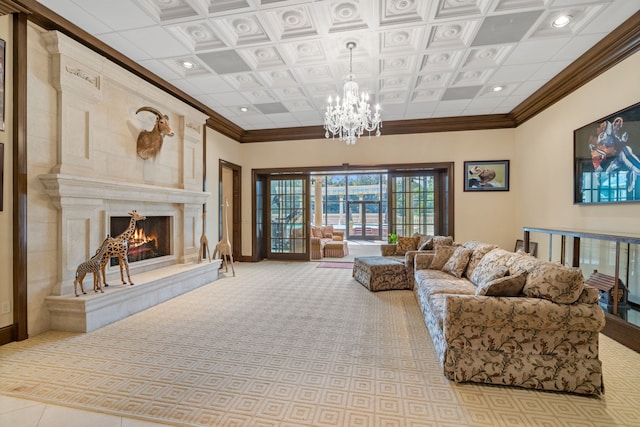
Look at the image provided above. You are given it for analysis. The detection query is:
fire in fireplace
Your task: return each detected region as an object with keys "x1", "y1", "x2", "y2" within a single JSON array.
[{"x1": 109, "y1": 216, "x2": 171, "y2": 266}]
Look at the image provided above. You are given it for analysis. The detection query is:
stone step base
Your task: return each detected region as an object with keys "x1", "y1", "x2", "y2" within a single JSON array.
[{"x1": 46, "y1": 260, "x2": 222, "y2": 332}]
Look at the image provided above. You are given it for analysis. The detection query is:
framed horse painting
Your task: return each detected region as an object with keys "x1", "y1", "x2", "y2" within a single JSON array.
[{"x1": 574, "y1": 101, "x2": 640, "y2": 204}]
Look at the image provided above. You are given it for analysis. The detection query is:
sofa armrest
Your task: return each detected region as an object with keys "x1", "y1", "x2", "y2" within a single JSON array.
[
  {"x1": 444, "y1": 294, "x2": 606, "y2": 332},
  {"x1": 380, "y1": 244, "x2": 397, "y2": 256},
  {"x1": 310, "y1": 236, "x2": 324, "y2": 246},
  {"x1": 414, "y1": 253, "x2": 434, "y2": 271}
]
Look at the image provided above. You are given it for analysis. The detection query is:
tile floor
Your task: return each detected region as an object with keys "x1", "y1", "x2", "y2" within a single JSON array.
[{"x1": 0, "y1": 395, "x2": 168, "y2": 427}]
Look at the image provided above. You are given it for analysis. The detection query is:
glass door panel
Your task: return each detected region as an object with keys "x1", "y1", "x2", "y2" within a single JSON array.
[
  {"x1": 268, "y1": 176, "x2": 308, "y2": 260},
  {"x1": 390, "y1": 174, "x2": 436, "y2": 236},
  {"x1": 347, "y1": 201, "x2": 381, "y2": 240}
]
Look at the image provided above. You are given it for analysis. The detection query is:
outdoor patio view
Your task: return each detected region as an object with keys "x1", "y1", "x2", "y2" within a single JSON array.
[{"x1": 311, "y1": 172, "x2": 438, "y2": 241}]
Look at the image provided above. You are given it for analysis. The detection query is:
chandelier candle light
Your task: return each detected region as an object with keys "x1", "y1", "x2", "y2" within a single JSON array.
[{"x1": 324, "y1": 42, "x2": 382, "y2": 145}]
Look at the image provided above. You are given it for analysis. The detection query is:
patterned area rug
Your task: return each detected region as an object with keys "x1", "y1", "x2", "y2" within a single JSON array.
[
  {"x1": 316, "y1": 262, "x2": 354, "y2": 269},
  {"x1": 1, "y1": 261, "x2": 639, "y2": 426}
]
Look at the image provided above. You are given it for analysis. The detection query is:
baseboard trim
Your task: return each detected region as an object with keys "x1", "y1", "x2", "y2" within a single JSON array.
[{"x1": 602, "y1": 312, "x2": 640, "y2": 353}]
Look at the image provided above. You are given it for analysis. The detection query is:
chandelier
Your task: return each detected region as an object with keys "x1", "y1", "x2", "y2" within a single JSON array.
[{"x1": 324, "y1": 42, "x2": 382, "y2": 145}]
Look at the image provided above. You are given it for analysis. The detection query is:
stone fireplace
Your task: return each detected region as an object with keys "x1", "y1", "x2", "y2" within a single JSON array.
[{"x1": 35, "y1": 31, "x2": 221, "y2": 333}]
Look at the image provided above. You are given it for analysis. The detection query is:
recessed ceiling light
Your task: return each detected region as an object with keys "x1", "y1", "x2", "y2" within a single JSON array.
[
  {"x1": 181, "y1": 61, "x2": 195, "y2": 69},
  {"x1": 239, "y1": 107, "x2": 248, "y2": 113},
  {"x1": 492, "y1": 86, "x2": 504, "y2": 92},
  {"x1": 552, "y1": 15, "x2": 572, "y2": 28}
]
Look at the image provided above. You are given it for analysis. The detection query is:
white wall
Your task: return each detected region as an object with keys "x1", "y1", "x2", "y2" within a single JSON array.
[
  {"x1": 515, "y1": 51, "x2": 640, "y2": 258},
  {"x1": 227, "y1": 128, "x2": 518, "y2": 256}
]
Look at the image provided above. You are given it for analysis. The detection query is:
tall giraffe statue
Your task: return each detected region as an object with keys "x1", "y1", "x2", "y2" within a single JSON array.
[
  {"x1": 198, "y1": 208, "x2": 211, "y2": 263},
  {"x1": 213, "y1": 198, "x2": 235, "y2": 276},
  {"x1": 100, "y1": 210, "x2": 146, "y2": 287}
]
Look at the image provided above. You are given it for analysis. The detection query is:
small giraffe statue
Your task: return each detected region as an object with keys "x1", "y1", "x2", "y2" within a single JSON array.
[
  {"x1": 74, "y1": 236, "x2": 110, "y2": 297},
  {"x1": 100, "y1": 210, "x2": 146, "y2": 287},
  {"x1": 198, "y1": 209, "x2": 211, "y2": 263},
  {"x1": 213, "y1": 198, "x2": 235, "y2": 276}
]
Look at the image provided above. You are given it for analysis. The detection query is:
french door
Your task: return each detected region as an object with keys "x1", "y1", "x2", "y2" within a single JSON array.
[
  {"x1": 267, "y1": 176, "x2": 309, "y2": 260},
  {"x1": 346, "y1": 201, "x2": 382, "y2": 240}
]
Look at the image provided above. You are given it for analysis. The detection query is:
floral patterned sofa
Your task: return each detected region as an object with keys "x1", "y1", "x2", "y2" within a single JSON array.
[{"x1": 413, "y1": 240, "x2": 606, "y2": 396}]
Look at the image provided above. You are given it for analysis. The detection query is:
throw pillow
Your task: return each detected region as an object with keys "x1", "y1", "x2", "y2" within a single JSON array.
[
  {"x1": 418, "y1": 237, "x2": 434, "y2": 251},
  {"x1": 523, "y1": 261, "x2": 585, "y2": 304},
  {"x1": 429, "y1": 245, "x2": 457, "y2": 270},
  {"x1": 470, "y1": 248, "x2": 514, "y2": 286},
  {"x1": 311, "y1": 227, "x2": 323, "y2": 238},
  {"x1": 474, "y1": 265, "x2": 508, "y2": 288},
  {"x1": 395, "y1": 236, "x2": 417, "y2": 256},
  {"x1": 442, "y1": 247, "x2": 473, "y2": 278},
  {"x1": 506, "y1": 250, "x2": 540, "y2": 275},
  {"x1": 432, "y1": 236, "x2": 454, "y2": 247},
  {"x1": 413, "y1": 233, "x2": 432, "y2": 250},
  {"x1": 476, "y1": 271, "x2": 527, "y2": 297},
  {"x1": 463, "y1": 241, "x2": 498, "y2": 280}
]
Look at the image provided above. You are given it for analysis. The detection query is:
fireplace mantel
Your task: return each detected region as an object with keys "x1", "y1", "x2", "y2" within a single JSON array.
[{"x1": 39, "y1": 173, "x2": 210, "y2": 207}]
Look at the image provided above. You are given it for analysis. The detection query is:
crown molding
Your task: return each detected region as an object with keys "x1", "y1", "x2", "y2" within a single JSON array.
[
  {"x1": 15, "y1": 2, "x2": 640, "y2": 143},
  {"x1": 510, "y1": 10, "x2": 640, "y2": 126}
]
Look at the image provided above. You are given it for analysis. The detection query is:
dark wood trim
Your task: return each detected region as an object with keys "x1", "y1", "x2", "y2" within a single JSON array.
[
  {"x1": 602, "y1": 313, "x2": 640, "y2": 353},
  {"x1": 219, "y1": 160, "x2": 242, "y2": 262},
  {"x1": 13, "y1": 12, "x2": 28, "y2": 341},
  {"x1": 0, "y1": 324, "x2": 17, "y2": 345},
  {"x1": 511, "y1": 10, "x2": 640, "y2": 125},
  {"x1": 239, "y1": 114, "x2": 516, "y2": 143},
  {"x1": 15, "y1": 2, "x2": 640, "y2": 143}
]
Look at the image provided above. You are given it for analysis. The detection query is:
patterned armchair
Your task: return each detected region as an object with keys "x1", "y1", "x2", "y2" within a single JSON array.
[{"x1": 310, "y1": 225, "x2": 344, "y2": 259}]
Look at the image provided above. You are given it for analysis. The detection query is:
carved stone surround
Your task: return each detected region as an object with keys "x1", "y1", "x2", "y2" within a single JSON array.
[{"x1": 38, "y1": 31, "x2": 217, "y2": 331}]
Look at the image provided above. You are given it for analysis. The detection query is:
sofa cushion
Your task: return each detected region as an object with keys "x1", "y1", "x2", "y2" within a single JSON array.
[
  {"x1": 429, "y1": 245, "x2": 457, "y2": 270},
  {"x1": 470, "y1": 248, "x2": 514, "y2": 286},
  {"x1": 415, "y1": 269, "x2": 477, "y2": 298},
  {"x1": 442, "y1": 247, "x2": 473, "y2": 278},
  {"x1": 476, "y1": 271, "x2": 527, "y2": 297},
  {"x1": 506, "y1": 250, "x2": 540, "y2": 275},
  {"x1": 396, "y1": 236, "x2": 417, "y2": 255},
  {"x1": 463, "y1": 241, "x2": 498, "y2": 280},
  {"x1": 311, "y1": 226, "x2": 323, "y2": 238},
  {"x1": 523, "y1": 261, "x2": 585, "y2": 304},
  {"x1": 322, "y1": 225, "x2": 335, "y2": 238}
]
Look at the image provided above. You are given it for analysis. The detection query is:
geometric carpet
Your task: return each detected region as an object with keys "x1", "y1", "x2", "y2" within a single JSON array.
[
  {"x1": 1, "y1": 260, "x2": 639, "y2": 426},
  {"x1": 316, "y1": 262, "x2": 354, "y2": 269}
]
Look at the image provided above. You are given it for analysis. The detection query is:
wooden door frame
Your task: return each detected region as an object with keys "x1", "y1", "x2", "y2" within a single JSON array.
[{"x1": 219, "y1": 160, "x2": 241, "y2": 262}]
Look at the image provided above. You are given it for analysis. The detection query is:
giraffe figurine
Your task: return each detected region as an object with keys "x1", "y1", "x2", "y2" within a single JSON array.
[
  {"x1": 100, "y1": 210, "x2": 146, "y2": 287},
  {"x1": 198, "y1": 209, "x2": 211, "y2": 263},
  {"x1": 74, "y1": 236, "x2": 110, "y2": 297},
  {"x1": 213, "y1": 198, "x2": 235, "y2": 276}
]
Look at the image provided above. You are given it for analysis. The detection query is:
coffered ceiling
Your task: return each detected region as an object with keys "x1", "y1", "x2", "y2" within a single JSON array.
[{"x1": 33, "y1": 0, "x2": 639, "y2": 136}]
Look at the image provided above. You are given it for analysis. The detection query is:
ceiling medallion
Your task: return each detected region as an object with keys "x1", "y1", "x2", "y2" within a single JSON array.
[{"x1": 324, "y1": 42, "x2": 382, "y2": 145}]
